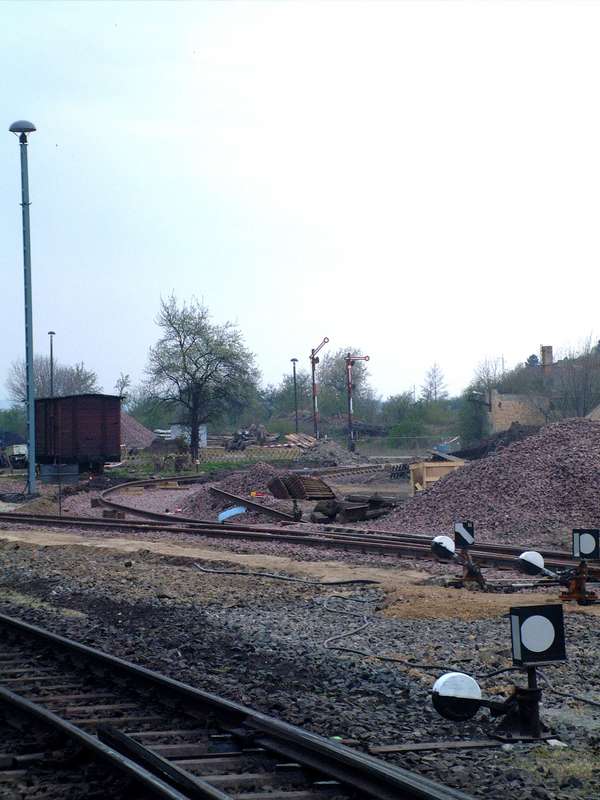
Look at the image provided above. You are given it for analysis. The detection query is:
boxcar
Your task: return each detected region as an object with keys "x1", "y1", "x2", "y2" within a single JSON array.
[{"x1": 35, "y1": 394, "x2": 121, "y2": 468}]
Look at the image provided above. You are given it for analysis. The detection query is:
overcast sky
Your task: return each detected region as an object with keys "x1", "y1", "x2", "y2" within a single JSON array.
[{"x1": 1, "y1": 1, "x2": 600, "y2": 407}]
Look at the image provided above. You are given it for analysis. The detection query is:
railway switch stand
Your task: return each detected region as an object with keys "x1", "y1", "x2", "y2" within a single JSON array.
[
  {"x1": 432, "y1": 671, "x2": 549, "y2": 741},
  {"x1": 518, "y1": 529, "x2": 600, "y2": 605},
  {"x1": 558, "y1": 559, "x2": 598, "y2": 605},
  {"x1": 432, "y1": 604, "x2": 567, "y2": 742},
  {"x1": 431, "y1": 526, "x2": 487, "y2": 590}
]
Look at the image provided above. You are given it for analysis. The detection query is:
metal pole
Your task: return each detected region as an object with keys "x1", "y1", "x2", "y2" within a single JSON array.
[
  {"x1": 291, "y1": 358, "x2": 299, "y2": 434},
  {"x1": 311, "y1": 351, "x2": 319, "y2": 439},
  {"x1": 309, "y1": 337, "x2": 328, "y2": 441},
  {"x1": 49, "y1": 331, "x2": 55, "y2": 397},
  {"x1": 346, "y1": 354, "x2": 354, "y2": 451},
  {"x1": 344, "y1": 353, "x2": 369, "y2": 453},
  {"x1": 17, "y1": 132, "x2": 36, "y2": 494}
]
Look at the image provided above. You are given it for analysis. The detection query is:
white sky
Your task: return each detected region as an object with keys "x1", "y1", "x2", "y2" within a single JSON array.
[{"x1": 1, "y1": 0, "x2": 599, "y2": 406}]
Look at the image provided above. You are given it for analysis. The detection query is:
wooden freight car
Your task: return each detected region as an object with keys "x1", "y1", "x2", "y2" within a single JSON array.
[{"x1": 35, "y1": 394, "x2": 121, "y2": 470}]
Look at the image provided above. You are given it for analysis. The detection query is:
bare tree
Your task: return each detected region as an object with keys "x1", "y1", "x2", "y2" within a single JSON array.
[
  {"x1": 421, "y1": 363, "x2": 447, "y2": 402},
  {"x1": 7, "y1": 357, "x2": 100, "y2": 402},
  {"x1": 114, "y1": 372, "x2": 131, "y2": 398},
  {"x1": 146, "y1": 295, "x2": 259, "y2": 459},
  {"x1": 554, "y1": 338, "x2": 600, "y2": 417},
  {"x1": 472, "y1": 357, "x2": 503, "y2": 394}
]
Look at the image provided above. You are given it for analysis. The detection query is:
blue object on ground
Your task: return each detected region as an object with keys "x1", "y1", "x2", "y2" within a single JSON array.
[{"x1": 218, "y1": 506, "x2": 247, "y2": 523}]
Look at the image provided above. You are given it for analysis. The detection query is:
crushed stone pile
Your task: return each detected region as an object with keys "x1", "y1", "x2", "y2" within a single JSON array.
[
  {"x1": 215, "y1": 462, "x2": 283, "y2": 495},
  {"x1": 181, "y1": 462, "x2": 289, "y2": 521},
  {"x1": 121, "y1": 412, "x2": 157, "y2": 450},
  {"x1": 368, "y1": 418, "x2": 600, "y2": 548},
  {"x1": 297, "y1": 438, "x2": 359, "y2": 466}
]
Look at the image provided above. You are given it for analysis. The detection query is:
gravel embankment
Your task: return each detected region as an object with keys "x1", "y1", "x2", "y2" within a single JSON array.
[
  {"x1": 0, "y1": 538, "x2": 598, "y2": 799},
  {"x1": 368, "y1": 419, "x2": 600, "y2": 550}
]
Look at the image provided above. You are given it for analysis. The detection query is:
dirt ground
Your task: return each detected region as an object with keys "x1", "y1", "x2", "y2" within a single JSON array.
[{"x1": 1, "y1": 526, "x2": 597, "y2": 623}]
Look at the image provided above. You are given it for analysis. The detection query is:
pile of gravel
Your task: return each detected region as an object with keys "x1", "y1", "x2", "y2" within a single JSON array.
[
  {"x1": 121, "y1": 412, "x2": 157, "y2": 450},
  {"x1": 369, "y1": 418, "x2": 600, "y2": 548},
  {"x1": 297, "y1": 438, "x2": 359, "y2": 467},
  {"x1": 181, "y1": 462, "x2": 288, "y2": 520}
]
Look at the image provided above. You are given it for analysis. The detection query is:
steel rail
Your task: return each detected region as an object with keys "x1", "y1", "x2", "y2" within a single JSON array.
[
  {"x1": 0, "y1": 612, "x2": 473, "y2": 800},
  {"x1": 0, "y1": 684, "x2": 194, "y2": 799},
  {"x1": 208, "y1": 486, "x2": 297, "y2": 521},
  {"x1": 97, "y1": 478, "x2": 584, "y2": 564},
  {"x1": 0, "y1": 510, "x2": 591, "y2": 574}
]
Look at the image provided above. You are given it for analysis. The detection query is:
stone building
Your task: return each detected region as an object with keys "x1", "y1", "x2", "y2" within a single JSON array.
[{"x1": 487, "y1": 389, "x2": 548, "y2": 433}]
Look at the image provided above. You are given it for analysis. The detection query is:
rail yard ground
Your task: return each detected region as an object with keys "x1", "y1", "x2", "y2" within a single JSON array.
[
  {"x1": 2, "y1": 422, "x2": 600, "y2": 799},
  {"x1": 0, "y1": 521, "x2": 598, "y2": 797}
]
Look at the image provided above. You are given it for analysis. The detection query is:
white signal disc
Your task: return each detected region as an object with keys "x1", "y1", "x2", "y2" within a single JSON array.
[
  {"x1": 521, "y1": 615, "x2": 555, "y2": 653},
  {"x1": 432, "y1": 672, "x2": 481, "y2": 699},
  {"x1": 580, "y1": 533, "x2": 596, "y2": 555}
]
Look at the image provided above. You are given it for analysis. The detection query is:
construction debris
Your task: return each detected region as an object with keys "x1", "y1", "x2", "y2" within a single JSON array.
[
  {"x1": 296, "y1": 438, "x2": 360, "y2": 467},
  {"x1": 268, "y1": 474, "x2": 336, "y2": 500},
  {"x1": 284, "y1": 433, "x2": 318, "y2": 449},
  {"x1": 310, "y1": 494, "x2": 395, "y2": 524}
]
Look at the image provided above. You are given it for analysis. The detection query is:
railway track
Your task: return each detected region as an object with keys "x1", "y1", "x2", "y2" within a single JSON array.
[
  {"x1": 0, "y1": 612, "x2": 472, "y2": 800},
  {"x1": 0, "y1": 508, "x2": 590, "y2": 574}
]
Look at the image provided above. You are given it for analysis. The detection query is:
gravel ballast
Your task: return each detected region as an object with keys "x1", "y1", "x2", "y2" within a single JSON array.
[{"x1": 0, "y1": 536, "x2": 598, "y2": 799}]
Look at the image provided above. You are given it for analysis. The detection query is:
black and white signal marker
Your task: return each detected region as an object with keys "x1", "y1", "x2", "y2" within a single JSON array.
[
  {"x1": 573, "y1": 529, "x2": 600, "y2": 560},
  {"x1": 431, "y1": 535, "x2": 456, "y2": 562},
  {"x1": 510, "y1": 604, "x2": 566, "y2": 666},
  {"x1": 517, "y1": 550, "x2": 556, "y2": 578},
  {"x1": 454, "y1": 521, "x2": 475, "y2": 549},
  {"x1": 431, "y1": 672, "x2": 482, "y2": 721}
]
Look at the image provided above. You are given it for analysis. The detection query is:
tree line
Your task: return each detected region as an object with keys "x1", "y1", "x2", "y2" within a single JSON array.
[
  {"x1": 5, "y1": 295, "x2": 600, "y2": 455},
  {"x1": 1, "y1": 296, "x2": 458, "y2": 454}
]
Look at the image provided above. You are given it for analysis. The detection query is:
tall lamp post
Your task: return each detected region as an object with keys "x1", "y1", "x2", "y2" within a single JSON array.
[
  {"x1": 290, "y1": 358, "x2": 299, "y2": 433},
  {"x1": 48, "y1": 331, "x2": 56, "y2": 397},
  {"x1": 345, "y1": 353, "x2": 370, "y2": 451},
  {"x1": 10, "y1": 120, "x2": 37, "y2": 495},
  {"x1": 309, "y1": 337, "x2": 329, "y2": 440}
]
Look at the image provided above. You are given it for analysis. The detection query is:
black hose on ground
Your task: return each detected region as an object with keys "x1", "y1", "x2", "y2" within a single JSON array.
[
  {"x1": 196, "y1": 563, "x2": 591, "y2": 694},
  {"x1": 194, "y1": 563, "x2": 380, "y2": 586},
  {"x1": 537, "y1": 668, "x2": 600, "y2": 709},
  {"x1": 321, "y1": 594, "x2": 474, "y2": 672}
]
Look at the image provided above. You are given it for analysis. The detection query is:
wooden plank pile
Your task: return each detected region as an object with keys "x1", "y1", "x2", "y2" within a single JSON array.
[{"x1": 284, "y1": 433, "x2": 318, "y2": 449}]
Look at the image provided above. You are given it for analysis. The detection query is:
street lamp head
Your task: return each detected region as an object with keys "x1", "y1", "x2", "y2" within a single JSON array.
[
  {"x1": 291, "y1": 357, "x2": 298, "y2": 363},
  {"x1": 9, "y1": 120, "x2": 36, "y2": 134},
  {"x1": 48, "y1": 330, "x2": 56, "y2": 336},
  {"x1": 8, "y1": 119, "x2": 36, "y2": 133}
]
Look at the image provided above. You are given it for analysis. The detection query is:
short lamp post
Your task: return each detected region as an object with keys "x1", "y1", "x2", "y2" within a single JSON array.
[{"x1": 9, "y1": 120, "x2": 37, "y2": 495}]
